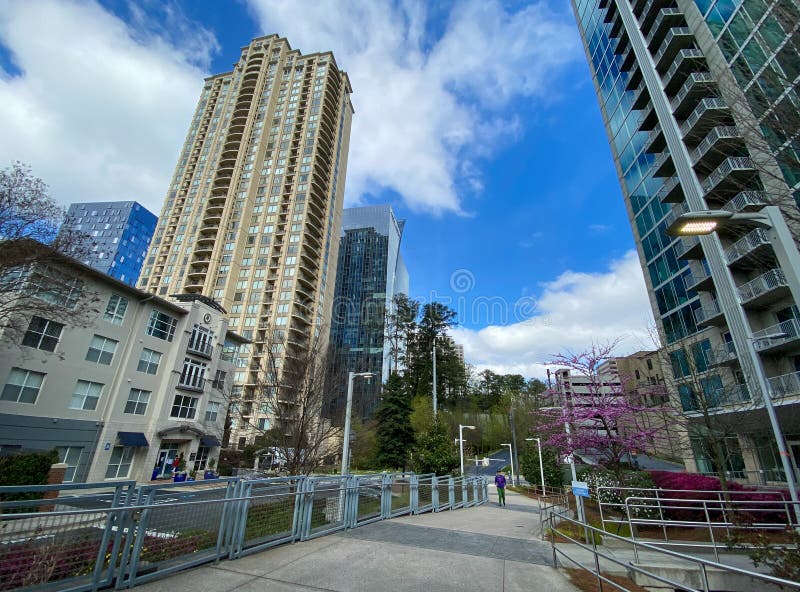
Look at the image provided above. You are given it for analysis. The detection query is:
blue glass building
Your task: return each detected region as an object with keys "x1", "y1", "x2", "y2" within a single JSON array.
[
  {"x1": 572, "y1": 0, "x2": 800, "y2": 482},
  {"x1": 64, "y1": 201, "x2": 157, "y2": 286},
  {"x1": 328, "y1": 205, "x2": 408, "y2": 421}
]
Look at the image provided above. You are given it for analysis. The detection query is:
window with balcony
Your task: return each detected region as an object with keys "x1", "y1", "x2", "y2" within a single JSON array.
[
  {"x1": 179, "y1": 358, "x2": 207, "y2": 390},
  {"x1": 188, "y1": 324, "x2": 215, "y2": 357},
  {"x1": 171, "y1": 394, "x2": 198, "y2": 419},
  {"x1": 22, "y1": 316, "x2": 64, "y2": 352}
]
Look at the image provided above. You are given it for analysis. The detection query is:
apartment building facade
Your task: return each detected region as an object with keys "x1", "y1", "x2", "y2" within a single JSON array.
[
  {"x1": 328, "y1": 205, "x2": 408, "y2": 421},
  {"x1": 572, "y1": 0, "x2": 800, "y2": 483},
  {"x1": 64, "y1": 200, "x2": 157, "y2": 286},
  {"x1": 0, "y1": 255, "x2": 245, "y2": 483},
  {"x1": 137, "y1": 35, "x2": 354, "y2": 447}
]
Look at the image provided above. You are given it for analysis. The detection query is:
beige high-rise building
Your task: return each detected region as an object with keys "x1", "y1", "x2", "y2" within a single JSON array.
[{"x1": 139, "y1": 35, "x2": 353, "y2": 447}]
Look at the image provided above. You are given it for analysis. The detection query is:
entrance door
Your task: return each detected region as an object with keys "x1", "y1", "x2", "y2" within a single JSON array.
[{"x1": 155, "y1": 445, "x2": 180, "y2": 477}]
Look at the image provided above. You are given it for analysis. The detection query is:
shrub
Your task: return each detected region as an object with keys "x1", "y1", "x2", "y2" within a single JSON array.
[
  {"x1": 647, "y1": 471, "x2": 790, "y2": 523},
  {"x1": 0, "y1": 449, "x2": 59, "y2": 512}
]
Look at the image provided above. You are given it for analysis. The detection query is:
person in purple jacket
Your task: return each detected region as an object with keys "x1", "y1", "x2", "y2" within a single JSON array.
[{"x1": 495, "y1": 470, "x2": 507, "y2": 506}]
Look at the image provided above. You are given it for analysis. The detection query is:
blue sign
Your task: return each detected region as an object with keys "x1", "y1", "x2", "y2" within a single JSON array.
[{"x1": 571, "y1": 480, "x2": 590, "y2": 498}]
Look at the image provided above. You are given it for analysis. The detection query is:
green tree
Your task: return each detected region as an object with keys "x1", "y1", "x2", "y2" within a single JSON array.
[
  {"x1": 519, "y1": 445, "x2": 563, "y2": 488},
  {"x1": 411, "y1": 419, "x2": 459, "y2": 475},
  {"x1": 375, "y1": 372, "x2": 414, "y2": 469},
  {"x1": 384, "y1": 294, "x2": 420, "y2": 374}
]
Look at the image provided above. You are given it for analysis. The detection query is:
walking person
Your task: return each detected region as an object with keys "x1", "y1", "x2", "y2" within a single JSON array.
[{"x1": 495, "y1": 470, "x2": 507, "y2": 506}]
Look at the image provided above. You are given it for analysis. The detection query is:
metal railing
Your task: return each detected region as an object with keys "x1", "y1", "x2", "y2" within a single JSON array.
[
  {"x1": 738, "y1": 269, "x2": 787, "y2": 303},
  {"x1": 0, "y1": 472, "x2": 487, "y2": 591},
  {"x1": 544, "y1": 506, "x2": 800, "y2": 592}
]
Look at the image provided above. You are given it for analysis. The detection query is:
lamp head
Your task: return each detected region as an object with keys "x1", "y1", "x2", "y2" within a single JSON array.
[{"x1": 667, "y1": 210, "x2": 733, "y2": 236}]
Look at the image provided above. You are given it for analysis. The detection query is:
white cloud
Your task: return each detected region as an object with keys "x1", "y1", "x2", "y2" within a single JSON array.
[
  {"x1": 246, "y1": 0, "x2": 581, "y2": 215},
  {"x1": 0, "y1": 0, "x2": 214, "y2": 213},
  {"x1": 451, "y1": 250, "x2": 656, "y2": 378}
]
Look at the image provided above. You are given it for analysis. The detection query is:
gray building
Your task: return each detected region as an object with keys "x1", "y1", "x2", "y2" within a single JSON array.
[
  {"x1": 64, "y1": 201, "x2": 157, "y2": 286},
  {"x1": 0, "y1": 250, "x2": 246, "y2": 482},
  {"x1": 329, "y1": 205, "x2": 408, "y2": 420},
  {"x1": 572, "y1": 0, "x2": 800, "y2": 483}
]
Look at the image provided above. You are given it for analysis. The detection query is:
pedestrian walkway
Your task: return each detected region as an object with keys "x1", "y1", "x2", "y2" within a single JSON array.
[{"x1": 132, "y1": 486, "x2": 580, "y2": 592}]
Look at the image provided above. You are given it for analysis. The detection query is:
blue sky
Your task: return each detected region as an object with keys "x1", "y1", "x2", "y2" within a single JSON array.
[{"x1": 0, "y1": 0, "x2": 655, "y2": 377}]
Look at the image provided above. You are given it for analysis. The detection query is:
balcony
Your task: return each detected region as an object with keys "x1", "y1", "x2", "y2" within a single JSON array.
[
  {"x1": 753, "y1": 318, "x2": 800, "y2": 352},
  {"x1": 632, "y1": 83, "x2": 650, "y2": 110},
  {"x1": 676, "y1": 235, "x2": 703, "y2": 259},
  {"x1": 610, "y1": 11, "x2": 624, "y2": 38},
  {"x1": 700, "y1": 157, "x2": 758, "y2": 198},
  {"x1": 724, "y1": 228, "x2": 771, "y2": 266},
  {"x1": 722, "y1": 191, "x2": 767, "y2": 213},
  {"x1": 691, "y1": 126, "x2": 743, "y2": 168},
  {"x1": 768, "y1": 371, "x2": 800, "y2": 400},
  {"x1": 647, "y1": 8, "x2": 685, "y2": 49},
  {"x1": 684, "y1": 264, "x2": 713, "y2": 291},
  {"x1": 709, "y1": 383, "x2": 750, "y2": 407},
  {"x1": 187, "y1": 338, "x2": 215, "y2": 359},
  {"x1": 643, "y1": 127, "x2": 666, "y2": 154},
  {"x1": 654, "y1": 28, "x2": 695, "y2": 71},
  {"x1": 680, "y1": 98, "x2": 730, "y2": 141},
  {"x1": 621, "y1": 45, "x2": 636, "y2": 71},
  {"x1": 695, "y1": 299, "x2": 725, "y2": 326},
  {"x1": 738, "y1": 269, "x2": 789, "y2": 307},
  {"x1": 636, "y1": 105, "x2": 658, "y2": 132},
  {"x1": 656, "y1": 177, "x2": 683, "y2": 203},
  {"x1": 177, "y1": 375, "x2": 206, "y2": 393},
  {"x1": 638, "y1": 0, "x2": 675, "y2": 31},
  {"x1": 671, "y1": 72, "x2": 716, "y2": 118},
  {"x1": 704, "y1": 341, "x2": 737, "y2": 367},
  {"x1": 652, "y1": 152, "x2": 675, "y2": 177},
  {"x1": 663, "y1": 49, "x2": 706, "y2": 92}
]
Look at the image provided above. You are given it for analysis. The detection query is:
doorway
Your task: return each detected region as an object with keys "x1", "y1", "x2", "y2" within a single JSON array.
[{"x1": 155, "y1": 444, "x2": 180, "y2": 477}]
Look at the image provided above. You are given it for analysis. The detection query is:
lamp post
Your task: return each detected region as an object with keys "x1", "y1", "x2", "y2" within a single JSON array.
[
  {"x1": 341, "y1": 371, "x2": 374, "y2": 476},
  {"x1": 501, "y1": 443, "x2": 515, "y2": 485},
  {"x1": 526, "y1": 437, "x2": 546, "y2": 494},
  {"x1": 669, "y1": 207, "x2": 800, "y2": 521},
  {"x1": 432, "y1": 336, "x2": 438, "y2": 418},
  {"x1": 458, "y1": 424, "x2": 475, "y2": 476}
]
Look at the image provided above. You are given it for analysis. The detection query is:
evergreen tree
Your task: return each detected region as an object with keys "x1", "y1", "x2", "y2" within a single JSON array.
[
  {"x1": 411, "y1": 419, "x2": 459, "y2": 475},
  {"x1": 375, "y1": 372, "x2": 414, "y2": 469},
  {"x1": 519, "y1": 445, "x2": 563, "y2": 488}
]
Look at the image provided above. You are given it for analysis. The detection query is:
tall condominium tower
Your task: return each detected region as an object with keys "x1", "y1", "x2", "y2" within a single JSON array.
[
  {"x1": 572, "y1": 0, "x2": 800, "y2": 484},
  {"x1": 139, "y1": 35, "x2": 353, "y2": 447},
  {"x1": 328, "y1": 205, "x2": 408, "y2": 421},
  {"x1": 64, "y1": 201, "x2": 157, "y2": 286}
]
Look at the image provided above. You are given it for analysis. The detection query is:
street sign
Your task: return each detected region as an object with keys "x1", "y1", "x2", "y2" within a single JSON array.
[
  {"x1": 571, "y1": 480, "x2": 590, "y2": 498},
  {"x1": 563, "y1": 454, "x2": 574, "y2": 465},
  {"x1": 482, "y1": 457, "x2": 490, "y2": 467}
]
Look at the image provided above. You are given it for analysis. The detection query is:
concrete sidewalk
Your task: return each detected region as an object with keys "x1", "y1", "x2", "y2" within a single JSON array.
[{"x1": 132, "y1": 486, "x2": 580, "y2": 592}]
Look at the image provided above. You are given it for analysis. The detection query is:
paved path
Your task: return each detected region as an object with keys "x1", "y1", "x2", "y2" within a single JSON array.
[{"x1": 133, "y1": 487, "x2": 579, "y2": 592}]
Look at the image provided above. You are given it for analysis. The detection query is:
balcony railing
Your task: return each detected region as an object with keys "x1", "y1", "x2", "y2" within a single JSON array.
[
  {"x1": 704, "y1": 341, "x2": 736, "y2": 367},
  {"x1": 722, "y1": 190, "x2": 766, "y2": 213},
  {"x1": 670, "y1": 72, "x2": 715, "y2": 114},
  {"x1": 647, "y1": 8, "x2": 684, "y2": 48},
  {"x1": 684, "y1": 265, "x2": 712, "y2": 291},
  {"x1": 680, "y1": 98, "x2": 728, "y2": 138},
  {"x1": 676, "y1": 235, "x2": 703, "y2": 259},
  {"x1": 177, "y1": 374, "x2": 206, "y2": 392},
  {"x1": 656, "y1": 176, "x2": 682, "y2": 203},
  {"x1": 700, "y1": 157, "x2": 756, "y2": 195},
  {"x1": 724, "y1": 228, "x2": 770, "y2": 265},
  {"x1": 187, "y1": 338, "x2": 215, "y2": 359},
  {"x1": 695, "y1": 299, "x2": 724, "y2": 325},
  {"x1": 662, "y1": 48, "x2": 705, "y2": 91},
  {"x1": 753, "y1": 318, "x2": 800, "y2": 351},
  {"x1": 768, "y1": 371, "x2": 800, "y2": 400},
  {"x1": 710, "y1": 383, "x2": 750, "y2": 407},
  {"x1": 690, "y1": 125, "x2": 739, "y2": 164},
  {"x1": 654, "y1": 27, "x2": 694, "y2": 69},
  {"x1": 738, "y1": 269, "x2": 788, "y2": 304}
]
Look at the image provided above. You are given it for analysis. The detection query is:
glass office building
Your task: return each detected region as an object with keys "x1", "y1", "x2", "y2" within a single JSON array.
[
  {"x1": 328, "y1": 205, "x2": 408, "y2": 421},
  {"x1": 572, "y1": 0, "x2": 800, "y2": 482},
  {"x1": 64, "y1": 201, "x2": 157, "y2": 286}
]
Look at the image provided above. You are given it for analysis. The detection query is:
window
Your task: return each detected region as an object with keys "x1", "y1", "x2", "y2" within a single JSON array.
[
  {"x1": 22, "y1": 316, "x2": 64, "y2": 352},
  {"x1": 212, "y1": 370, "x2": 227, "y2": 390},
  {"x1": 179, "y1": 358, "x2": 207, "y2": 390},
  {"x1": 171, "y1": 394, "x2": 198, "y2": 419},
  {"x1": 1, "y1": 368, "x2": 45, "y2": 404},
  {"x1": 124, "y1": 388, "x2": 151, "y2": 415},
  {"x1": 105, "y1": 446, "x2": 135, "y2": 479},
  {"x1": 57, "y1": 446, "x2": 83, "y2": 482},
  {"x1": 25, "y1": 265, "x2": 83, "y2": 309},
  {"x1": 147, "y1": 310, "x2": 177, "y2": 341},
  {"x1": 205, "y1": 401, "x2": 221, "y2": 423},
  {"x1": 69, "y1": 380, "x2": 103, "y2": 410},
  {"x1": 188, "y1": 324, "x2": 214, "y2": 356},
  {"x1": 104, "y1": 294, "x2": 129, "y2": 325},
  {"x1": 86, "y1": 335, "x2": 118, "y2": 365},
  {"x1": 137, "y1": 348, "x2": 162, "y2": 374}
]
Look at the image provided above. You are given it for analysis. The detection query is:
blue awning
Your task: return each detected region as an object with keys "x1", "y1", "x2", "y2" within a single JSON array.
[
  {"x1": 118, "y1": 432, "x2": 149, "y2": 447},
  {"x1": 199, "y1": 435, "x2": 220, "y2": 447}
]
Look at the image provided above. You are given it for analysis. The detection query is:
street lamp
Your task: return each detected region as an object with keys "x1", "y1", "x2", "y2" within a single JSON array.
[
  {"x1": 432, "y1": 336, "x2": 438, "y2": 418},
  {"x1": 501, "y1": 443, "x2": 515, "y2": 485},
  {"x1": 458, "y1": 425, "x2": 475, "y2": 476},
  {"x1": 526, "y1": 437, "x2": 546, "y2": 494},
  {"x1": 341, "y1": 371, "x2": 374, "y2": 476},
  {"x1": 668, "y1": 206, "x2": 800, "y2": 521}
]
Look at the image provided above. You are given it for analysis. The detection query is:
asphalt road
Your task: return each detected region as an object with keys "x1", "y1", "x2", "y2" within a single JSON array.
[{"x1": 467, "y1": 448, "x2": 511, "y2": 477}]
